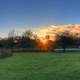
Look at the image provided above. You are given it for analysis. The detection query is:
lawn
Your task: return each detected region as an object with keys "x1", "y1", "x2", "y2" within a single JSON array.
[{"x1": 0, "y1": 52, "x2": 80, "y2": 80}]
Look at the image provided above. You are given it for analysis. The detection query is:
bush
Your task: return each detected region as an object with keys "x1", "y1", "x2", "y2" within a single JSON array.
[{"x1": 0, "y1": 49, "x2": 13, "y2": 58}]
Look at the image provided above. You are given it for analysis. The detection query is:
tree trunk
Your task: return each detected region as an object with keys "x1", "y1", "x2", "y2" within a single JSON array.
[
  {"x1": 63, "y1": 47, "x2": 66, "y2": 52},
  {"x1": 62, "y1": 46, "x2": 66, "y2": 52}
]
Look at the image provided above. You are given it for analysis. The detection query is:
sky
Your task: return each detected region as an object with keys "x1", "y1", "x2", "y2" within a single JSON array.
[{"x1": 0, "y1": 0, "x2": 80, "y2": 37}]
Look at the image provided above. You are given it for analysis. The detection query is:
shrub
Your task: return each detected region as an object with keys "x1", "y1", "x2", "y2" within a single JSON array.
[{"x1": 0, "y1": 49, "x2": 12, "y2": 58}]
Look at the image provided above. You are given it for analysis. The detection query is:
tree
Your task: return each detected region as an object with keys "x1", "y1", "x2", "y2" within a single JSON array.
[
  {"x1": 58, "y1": 35, "x2": 74, "y2": 52},
  {"x1": 22, "y1": 30, "x2": 33, "y2": 38},
  {"x1": 19, "y1": 30, "x2": 37, "y2": 49},
  {"x1": 74, "y1": 37, "x2": 80, "y2": 48},
  {"x1": 8, "y1": 29, "x2": 15, "y2": 38}
]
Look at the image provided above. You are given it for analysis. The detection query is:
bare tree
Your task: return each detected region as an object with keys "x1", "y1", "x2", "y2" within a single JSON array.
[
  {"x1": 22, "y1": 30, "x2": 33, "y2": 38},
  {"x1": 8, "y1": 29, "x2": 15, "y2": 38}
]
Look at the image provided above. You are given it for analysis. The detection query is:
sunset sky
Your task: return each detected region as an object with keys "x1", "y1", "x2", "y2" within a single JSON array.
[{"x1": 0, "y1": 0, "x2": 80, "y2": 37}]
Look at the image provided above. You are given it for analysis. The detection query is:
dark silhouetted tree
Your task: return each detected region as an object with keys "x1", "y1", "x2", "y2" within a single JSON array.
[{"x1": 58, "y1": 35, "x2": 74, "y2": 52}]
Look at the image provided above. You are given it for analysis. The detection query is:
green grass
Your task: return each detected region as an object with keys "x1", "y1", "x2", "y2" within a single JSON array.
[{"x1": 0, "y1": 52, "x2": 80, "y2": 80}]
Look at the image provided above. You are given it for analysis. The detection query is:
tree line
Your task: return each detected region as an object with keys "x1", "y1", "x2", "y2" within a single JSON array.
[{"x1": 0, "y1": 30, "x2": 80, "y2": 52}]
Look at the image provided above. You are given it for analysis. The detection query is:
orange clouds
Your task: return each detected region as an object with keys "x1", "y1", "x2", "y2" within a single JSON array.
[{"x1": 34, "y1": 24, "x2": 80, "y2": 40}]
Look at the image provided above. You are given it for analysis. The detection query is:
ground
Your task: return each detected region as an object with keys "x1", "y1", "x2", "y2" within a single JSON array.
[{"x1": 0, "y1": 52, "x2": 80, "y2": 80}]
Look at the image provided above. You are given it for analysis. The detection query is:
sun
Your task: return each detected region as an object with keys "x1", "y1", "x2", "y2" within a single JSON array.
[{"x1": 41, "y1": 39, "x2": 47, "y2": 44}]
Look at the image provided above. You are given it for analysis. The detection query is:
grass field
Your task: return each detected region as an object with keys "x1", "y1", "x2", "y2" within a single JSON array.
[{"x1": 0, "y1": 52, "x2": 80, "y2": 80}]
